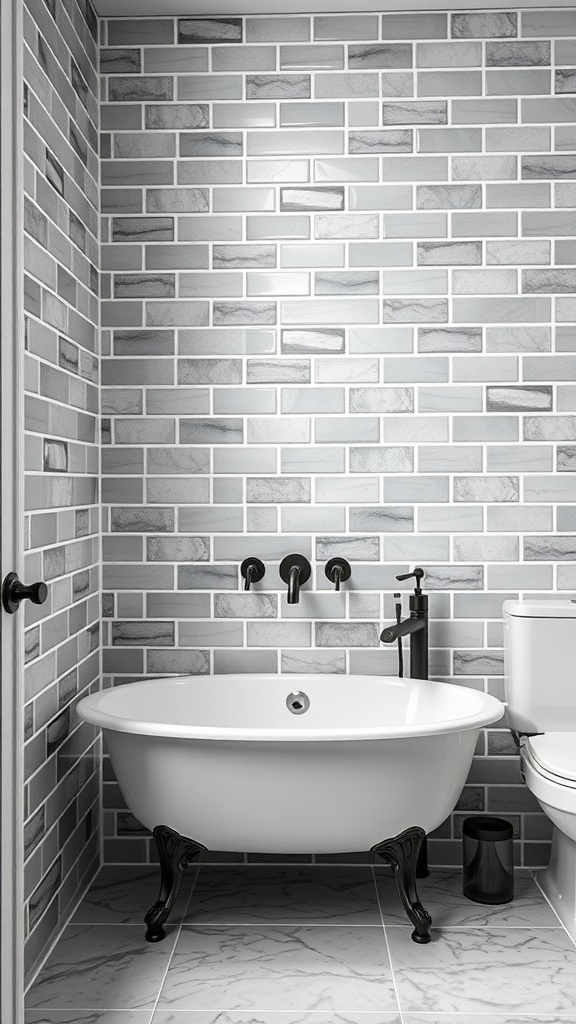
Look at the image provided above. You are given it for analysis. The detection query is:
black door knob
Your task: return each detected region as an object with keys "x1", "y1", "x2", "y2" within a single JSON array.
[{"x1": 2, "y1": 572, "x2": 48, "y2": 614}]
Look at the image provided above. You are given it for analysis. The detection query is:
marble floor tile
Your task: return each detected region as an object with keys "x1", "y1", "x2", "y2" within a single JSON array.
[
  {"x1": 403, "y1": 1016, "x2": 576, "y2": 1024},
  {"x1": 25, "y1": 1013, "x2": 152, "y2": 1023},
  {"x1": 387, "y1": 927, "x2": 576, "y2": 1014},
  {"x1": 26, "y1": 925, "x2": 175, "y2": 1011},
  {"x1": 72, "y1": 865, "x2": 196, "y2": 926},
  {"x1": 157, "y1": 925, "x2": 398, "y2": 1011},
  {"x1": 184, "y1": 865, "x2": 381, "y2": 925},
  {"x1": 375, "y1": 868, "x2": 561, "y2": 928},
  {"x1": 152, "y1": 1015, "x2": 402, "y2": 1024}
]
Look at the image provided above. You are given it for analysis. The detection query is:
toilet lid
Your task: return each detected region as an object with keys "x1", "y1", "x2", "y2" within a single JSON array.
[{"x1": 526, "y1": 733, "x2": 576, "y2": 783}]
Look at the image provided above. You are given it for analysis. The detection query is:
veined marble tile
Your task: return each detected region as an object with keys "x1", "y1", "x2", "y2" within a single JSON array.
[
  {"x1": 349, "y1": 130, "x2": 413, "y2": 153},
  {"x1": 315, "y1": 271, "x2": 379, "y2": 295},
  {"x1": 184, "y1": 865, "x2": 381, "y2": 925},
  {"x1": 383, "y1": 101, "x2": 447, "y2": 125},
  {"x1": 281, "y1": 328, "x2": 345, "y2": 354},
  {"x1": 388, "y1": 927, "x2": 576, "y2": 1013},
  {"x1": 452, "y1": 12, "x2": 517, "y2": 38},
  {"x1": 281, "y1": 186, "x2": 344, "y2": 211},
  {"x1": 157, "y1": 925, "x2": 398, "y2": 1011},
  {"x1": 152, "y1": 1011, "x2": 401, "y2": 1024},
  {"x1": 525, "y1": 536, "x2": 576, "y2": 560},
  {"x1": 26, "y1": 925, "x2": 174, "y2": 1010},
  {"x1": 403, "y1": 1017, "x2": 576, "y2": 1024},
  {"x1": 247, "y1": 75, "x2": 311, "y2": 100},
  {"x1": 71, "y1": 865, "x2": 196, "y2": 925},
  {"x1": 26, "y1": 1014, "x2": 151, "y2": 1023},
  {"x1": 377, "y1": 869, "x2": 558, "y2": 928}
]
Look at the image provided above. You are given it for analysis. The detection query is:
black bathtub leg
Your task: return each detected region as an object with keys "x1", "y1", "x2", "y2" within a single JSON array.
[
  {"x1": 416, "y1": 834, "x2": 429, "y2": 878},
  {"x1": 145, "y1": 825, "x2": 206, "y2": 942},
  {"x1": 372, "y1": 826, "x2": 432, "y2": 944}
]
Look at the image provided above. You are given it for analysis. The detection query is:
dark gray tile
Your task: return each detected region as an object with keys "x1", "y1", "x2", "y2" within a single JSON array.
[
  {"x1": 107, "y1": 20, "x2": 175, "y2": 46},
  {"x1": 108, "y1": 77, "x2": 173, "y2": 103}
]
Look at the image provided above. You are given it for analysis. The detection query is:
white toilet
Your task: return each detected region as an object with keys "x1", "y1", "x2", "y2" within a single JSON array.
[{"x1": 504, "y1": 599, "x2": 576, "y2": 939}]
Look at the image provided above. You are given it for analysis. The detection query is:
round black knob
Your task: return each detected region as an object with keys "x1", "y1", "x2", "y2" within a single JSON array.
[{"x1": 2, "y1": 573, "x2": 48, "y2": 614}]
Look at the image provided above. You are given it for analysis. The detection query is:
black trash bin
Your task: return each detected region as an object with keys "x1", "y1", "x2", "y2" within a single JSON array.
[{"x1": 462, "y1": 816, "x2": 514, "y2": 905}]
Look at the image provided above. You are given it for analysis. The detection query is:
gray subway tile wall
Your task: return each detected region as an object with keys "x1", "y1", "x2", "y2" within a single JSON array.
[
  {"x1": 97, "y1": 8, "x2": 576, "y2": 873},
  {"x1": 23, "y1": 0, "x2": 100, "y2": 982}
]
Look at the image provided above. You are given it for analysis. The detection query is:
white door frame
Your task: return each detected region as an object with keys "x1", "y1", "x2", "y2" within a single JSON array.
[{"x1": 1, "y1": 0, "x2": 25, "y2": 1020}]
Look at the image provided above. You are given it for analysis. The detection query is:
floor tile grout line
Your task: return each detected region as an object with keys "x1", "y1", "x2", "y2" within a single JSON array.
[
  {"x1": 372, "y1": 862, "x2": 403, "y2": 1017},
  {"x1": 148, "y1": 861, "x2": 203, "y2": 1021}
]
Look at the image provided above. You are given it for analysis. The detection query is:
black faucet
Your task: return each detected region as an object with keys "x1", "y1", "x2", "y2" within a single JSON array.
[
  {"x1": 380, "y1": 568, "x2": 428, "y2": 680},
  {"x1": 240, "y1": 557, "x2": 265, "y2": 591},
  {"x1": 279, "y1": 554, "x2": 311, "y2": 605},
  {"x1": 325, "y1": 557, "x2": 351, "y2": 591}
]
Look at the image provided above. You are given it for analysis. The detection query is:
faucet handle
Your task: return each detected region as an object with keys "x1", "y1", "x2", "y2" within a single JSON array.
[
  {"x1": 241, "y1": 557, "x2": 265, "y2": 591},
  {"x1": 325, "y1": 557, "x2": 351, "y2": 592},
  {"x1": 396, "y1": 567, "x2": 425, "y2": 593}
]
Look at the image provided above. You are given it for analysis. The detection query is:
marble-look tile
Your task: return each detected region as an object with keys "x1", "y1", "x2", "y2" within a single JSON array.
[
  {"x1": 26, "y1": 1014, "x2": 151, "y2": 1023},
  {"x1": 26, "y1": 925, "x2": 174, "y2": 1010},
  {"x1": 157, "y1": 926, "x2": 397, "y2": 1011},
  {"x1": 403, "y1": 1017, "x2": 576, "y2": 1024},
  {"x1": 152, "y1": 1014, "x2": 401, "y2": 1024},
  {"x1": 387, "y1": 927, "x2": 576, "y2": 1013},
  {"x1": 71, "y1": 865, "x2": 197, "y2": 925},
  {"x1": 184, "y1": 865, "x2": 381, "y2": 925}
]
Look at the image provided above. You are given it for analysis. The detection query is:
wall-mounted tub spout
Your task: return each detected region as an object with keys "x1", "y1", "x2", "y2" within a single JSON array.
[
  {"x1": 325, "y1": 557, "x2": 351, "y2": 592},
  {"x1": 240, "y1": 557, "x2": 265, "y2": 591},
  {"x1": 279, "y1": 554, "x2": 311, "y2": 604}
]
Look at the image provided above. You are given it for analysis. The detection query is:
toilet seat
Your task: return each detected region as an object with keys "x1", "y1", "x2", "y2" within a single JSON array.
[
  {"x1": 522, "y1": 734, "x2": 576, "y2": 820},
  {"x1": 525, "y1": 733, "x2": 576, "y2": 786}
]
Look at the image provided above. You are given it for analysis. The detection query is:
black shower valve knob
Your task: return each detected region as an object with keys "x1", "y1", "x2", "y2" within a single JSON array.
[
  {"x1": 240, "y1": 557, "x2": 266, "y2": 591},
  {"x1": 325, "y1": 557, "x2": 352, "y2": 592},
  {"x1": 2, "y1": 572, "x2": 48, "y2": 614}
]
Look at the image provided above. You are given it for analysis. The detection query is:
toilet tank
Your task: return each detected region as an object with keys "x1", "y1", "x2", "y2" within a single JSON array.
[{"x1": 503, "y1": 600, "x2": 576, "y2": 733}]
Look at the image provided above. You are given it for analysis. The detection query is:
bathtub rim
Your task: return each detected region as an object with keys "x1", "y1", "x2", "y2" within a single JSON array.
[{"x1": 78, "y1": 672, "x2": 504, "y2": 742}]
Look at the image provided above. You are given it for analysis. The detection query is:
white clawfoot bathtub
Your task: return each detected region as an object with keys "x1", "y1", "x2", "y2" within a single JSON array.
[{"x1": 78, "y1": 673, "x2": 503, "y2": 854}]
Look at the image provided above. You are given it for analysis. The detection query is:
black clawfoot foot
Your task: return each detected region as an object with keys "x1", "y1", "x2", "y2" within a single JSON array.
[
  {"x1": 416, "y1": 834, "x2": 429, "y2": 878},
  {"x1": 145, "y1": 825, "x2": 206, "y2": 942},
  {"x1": 372, "y1": 826, "x2": 432, "y2": 943}
]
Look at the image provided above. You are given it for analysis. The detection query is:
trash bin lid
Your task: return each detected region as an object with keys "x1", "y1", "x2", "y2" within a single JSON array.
[{"x1": 462, "y1": 816, "x2": 513, "y2": 841}]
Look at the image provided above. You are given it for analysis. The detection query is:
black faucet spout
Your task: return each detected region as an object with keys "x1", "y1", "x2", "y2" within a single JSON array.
[
  {"x1": 279, "y1": 554, "x2": 312, "y2": 606},
  {"x1": 288, "y1": 565, "x2": 301, "y2": 604},
  {"x1": 380, "y1": 617, "x2": 425, "y2": 644}
]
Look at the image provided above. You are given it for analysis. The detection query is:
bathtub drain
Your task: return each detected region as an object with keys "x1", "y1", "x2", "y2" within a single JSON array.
[{"x1": 286, "y1": 691, "x2": 310, "y2": 715}]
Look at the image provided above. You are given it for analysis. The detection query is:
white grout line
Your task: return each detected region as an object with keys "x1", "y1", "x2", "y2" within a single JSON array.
[
  {"x1": 372, "y1": 861, "x2": 403, "y2": 1018},
  {"x1": 148, "y1": 860, "x2": 203, "y2": 1020}
]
